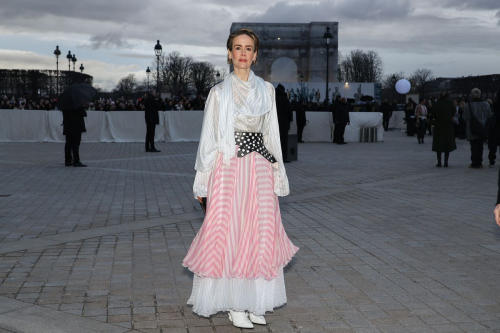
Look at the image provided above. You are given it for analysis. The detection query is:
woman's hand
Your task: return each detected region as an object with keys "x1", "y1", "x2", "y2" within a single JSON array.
[
  {"x1": 197, "y1": 196, "x2": 203, "y2": 204},
  {"x1": 494, "y1": 204, "x2": 500, "y2": 227}
]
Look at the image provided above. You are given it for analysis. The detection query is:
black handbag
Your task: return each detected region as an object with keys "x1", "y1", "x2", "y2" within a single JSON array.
[{"x1": 468, "y1": 103, "x2": 488, "y2": 140}]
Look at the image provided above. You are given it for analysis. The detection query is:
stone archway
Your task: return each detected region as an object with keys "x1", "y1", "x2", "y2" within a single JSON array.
[{"x1": 270, "y1": 57, "x2": 298, "y2": 83}]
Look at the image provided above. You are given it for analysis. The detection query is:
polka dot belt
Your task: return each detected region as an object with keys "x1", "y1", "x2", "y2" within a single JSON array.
[{"x1": 235, "y1": 132, "x2": 277, "y2": 164}]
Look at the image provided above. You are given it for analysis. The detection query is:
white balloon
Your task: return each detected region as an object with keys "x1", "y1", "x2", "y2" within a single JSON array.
[{"x1": 395, "y1": 79, "x2": 411, "y2": 94}]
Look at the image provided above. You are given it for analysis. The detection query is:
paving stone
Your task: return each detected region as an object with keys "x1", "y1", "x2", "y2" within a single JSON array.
[{"x1": 0, "y1": 135, "x2": 499, "y2": 332}]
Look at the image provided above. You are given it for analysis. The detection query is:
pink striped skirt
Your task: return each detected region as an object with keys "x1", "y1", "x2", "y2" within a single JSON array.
[{"x1": 183, "y1": 149, "x2": 298, "y2": 281}]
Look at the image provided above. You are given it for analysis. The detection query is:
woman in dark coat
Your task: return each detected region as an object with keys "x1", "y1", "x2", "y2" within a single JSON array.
[{"x1": 432, "y1": 91, "x2": 457, "y2": 167}]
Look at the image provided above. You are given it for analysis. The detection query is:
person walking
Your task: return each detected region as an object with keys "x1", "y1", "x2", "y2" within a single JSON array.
[
  {"x1": 463, "y1": 88, "x2": 494, "y2": 169},
  {"x1": 380, "y1": 99, "x2": 392, "y2": 131},
  {"x1": 294, "y1": 100, "x2": 307, "y2": 143},
  {"x1": 431, "y1": 91, "x2": 456, "y2": 167},
  {"x1": 333, "y1": 97, "x2": 350, "y2": 145},
  {"x1": 275, "y1": 84, "x2": 293, "y2": 162},
  {"x1": 182, "y1": 28, "x2": 298, "y2": 329},
  {"x1": 62, "y1": 105, "x2": 87, "y2": 167},
  {"x1": 405, "y1": 98, "x2": 417, "y2": 136},
  {"x1": 487, "y1": 92, "x2": 500, "y2": 167},
  {"x1": 415, "y1": 98, "x2": 428, "y2": 144},
  {"x1": 426, "y1": 100, "x2": 433, "y2": 135},
  {"x1": 144, "y1": 91, "x2": 161, "y2": 152}
]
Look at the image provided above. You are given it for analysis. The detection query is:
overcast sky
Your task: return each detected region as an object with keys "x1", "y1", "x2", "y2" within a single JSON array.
[{"x1": 0, "y1": 0, "x2": 499, "y2": 90}]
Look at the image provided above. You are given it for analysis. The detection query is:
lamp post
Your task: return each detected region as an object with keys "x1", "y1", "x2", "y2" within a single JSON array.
[
  {"x1": 323, "y1": 26, "x2": 333, "y2": 105},
  {"x1": 71, "y1": 54, "x2": 77, "y2": 71},
  {"x1": 154, "y1": 40, "x2": 162, "y2": 94},
  {"x1": 66, "y1": 51, "x2": 72, "y2": 71},
  {"x1": 79, "y1": 64, "x2": 84, "y2": 74},
  {"x1": 54, "y1": 46, "x2": 61, "y2": 95},
  {"x1": 146, "y1": 67, "x2": 151, "y2": 92}
]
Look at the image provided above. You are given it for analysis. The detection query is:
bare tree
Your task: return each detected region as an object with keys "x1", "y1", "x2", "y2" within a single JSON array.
[
  {"x1": 115, "y1": 74, "x2": 138, "y2": 97},
  {"x1": 338, "y1": 50, "x2": 383, "y2": 83},
  {"x1": 381, "y1": 72, "x2": 405, "y2": 90},
  {"x1": 191, "y1": 61, "x2": 216, "y2": 95},
  {"x1": 152, "y1": 51, "x2": 193, "y2": 96},
  {"x1": 409, "y1": 68, "x2": 435, "y2": 97}
]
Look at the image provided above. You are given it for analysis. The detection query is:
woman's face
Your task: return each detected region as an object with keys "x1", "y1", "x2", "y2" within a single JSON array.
[{"x1": 228, "y1": 34, "x2": 257, "y2": 70}]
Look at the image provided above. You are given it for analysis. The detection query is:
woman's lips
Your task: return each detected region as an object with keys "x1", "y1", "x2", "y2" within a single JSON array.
[{"x1": 238, "y1": 59, "x2": 248, "y2": 62}]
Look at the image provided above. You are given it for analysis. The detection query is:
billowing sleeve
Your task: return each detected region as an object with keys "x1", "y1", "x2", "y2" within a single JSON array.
[
  {"x1": 193, "y1": 86, "x2": 220, "y2": 198},
  {"x1": 263, "y1": 83, "x2": 290, "y2": 196}
]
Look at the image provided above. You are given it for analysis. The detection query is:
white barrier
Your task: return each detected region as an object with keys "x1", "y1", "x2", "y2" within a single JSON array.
[{"x1": 0, "y1": 110, "x2": 384, "y2": 143}]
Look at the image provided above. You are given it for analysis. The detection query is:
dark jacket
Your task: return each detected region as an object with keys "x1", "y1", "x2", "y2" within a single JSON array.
[
  {"x1": 62, "y1": 106, "x2": 87, "y2": 135},
  {"x1": 432, "y1": 97, "x2": 457, "y2": 153},
  {"x1": 497, "y1": 168, "x2": 500, "y2": 206},
  {"x1": 405, "y1": 101, "x2": 416, "y2": 120},
  {"x1": 293, "y1": 101, "x2": 306, "y2": 126},
  {"x1": 144, "y1": 94, "x2": 161, "y2": 125},
  {"x1": 463, "y1": 99, "x2": 494, "y2": 140},
  {"x1": 275, "y1": 84, "x2": 293, "y2": 131},
  {"x1": 380, "y1": 102, "x2": 392, "y2": 119},
  {"x1": 332, "y1": 100, "x2": 350, "y2": 124}
]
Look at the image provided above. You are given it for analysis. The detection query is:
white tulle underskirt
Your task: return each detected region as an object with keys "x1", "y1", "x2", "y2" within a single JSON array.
[{"x1": 187, "y1": 267, "x2": 287, "y2": 317}]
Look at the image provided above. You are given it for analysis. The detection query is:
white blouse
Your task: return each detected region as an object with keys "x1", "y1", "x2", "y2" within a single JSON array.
[{"x1": 193, "y1": 81, "x2": 289, "y2": 198}]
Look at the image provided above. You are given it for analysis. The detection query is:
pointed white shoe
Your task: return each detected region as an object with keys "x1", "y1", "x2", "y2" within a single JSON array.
[
  {"x1": 249, "y1": 312, "x2": 266, "y2": 325},
  {"x1": 229, "y1": 310, "x2": 254, "y2": 329}
]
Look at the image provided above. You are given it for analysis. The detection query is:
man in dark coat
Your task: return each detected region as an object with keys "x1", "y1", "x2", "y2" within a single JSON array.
[
  {"x1": 333, "y1": 96, "x2": 350, "y2": 145},
  {"x1": 405, "y1": 98, "x2": 417, "y2": 136},
  {"x1": 275, "y1": 84, "x2": 293, "y2": 163},
  {"x1": 293, "y1": 100, "x2": 307, "y2": 143},
  {"x1": 380, "y1": 99, "x2": 392, "y2": 131},
  {"x1": 63, "y1": 106, "x2": 87, "y2": 167},
  {"x1": 495, "y1": 169, "x2": 500, "y2": 226},
  {"x1": 144, "y1": 91, "x2": 161, "y2": 152},
  {"x1": 431, "y1": 91, "x2": 456, "y2": 167},
  {"x1": 487, "y1": 92, "x2": 500, "y2": 167}
]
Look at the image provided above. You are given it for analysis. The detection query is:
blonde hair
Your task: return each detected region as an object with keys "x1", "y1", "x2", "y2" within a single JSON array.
[
  {"x1": 471, "y1": 88, "x2": 481, "y2": 99},
  {"x1": 227, "y1": 28, "x2": 260, "y2": 65}
]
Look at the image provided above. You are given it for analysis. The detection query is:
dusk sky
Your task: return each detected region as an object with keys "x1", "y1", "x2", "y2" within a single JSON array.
[{"x1": 0, "y1": 0, "x2": 499, "y2": 90}]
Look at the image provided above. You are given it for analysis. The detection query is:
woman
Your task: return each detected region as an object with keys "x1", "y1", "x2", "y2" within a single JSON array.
[
  {"x1": 432, "y1": 91, "x2": 456, "y2": 167},
  {"x1": 182, "y1": 28, "x2": 298, "y2": 329},
  {"x1": 415, "y1": 98, "x2": 427, "y2": 144}
]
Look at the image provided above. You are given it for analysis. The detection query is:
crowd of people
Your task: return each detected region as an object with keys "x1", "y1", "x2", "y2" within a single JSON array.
[
  {"x1": 0, "y1": 94, "x2": 208, "y2": 112},
  {"x1": 1, "y1": 95, "x2": 57, "y2": 110}
]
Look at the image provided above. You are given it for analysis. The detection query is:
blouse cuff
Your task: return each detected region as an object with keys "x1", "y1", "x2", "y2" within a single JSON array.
[{"x1": 193, "y1": 170, "x2": 211, "y2": 198}]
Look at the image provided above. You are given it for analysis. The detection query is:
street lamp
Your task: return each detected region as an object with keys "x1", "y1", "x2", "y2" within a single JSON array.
[
  {"x1": 66, "y1": 51, "x2": 72, "y2": 71},
  {"x1": 146, "y1": 66, "x2": 151, "y2": 92},
  {"x1": 71, "y1": 54, "x2": 77, "y2": 71},
  {"x1": 54, "y1": 46, "x2": 61, "y2": 95},
  {"x1": 323, "y1": 26, "x2": 333, "y2": 105},
  {"x1": 154, "y1": 40, "x2": 162, "y2": 94},
  {"x1": 79, "y1": 64, "x2": 84, "y2": 74}
]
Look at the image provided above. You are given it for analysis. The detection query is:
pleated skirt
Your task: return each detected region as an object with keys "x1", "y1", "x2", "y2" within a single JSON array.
[{"x1": 183, "y1": 149, "x2": 298, "y2": 317}]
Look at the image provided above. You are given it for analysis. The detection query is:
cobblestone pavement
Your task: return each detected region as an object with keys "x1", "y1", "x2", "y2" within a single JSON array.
[{"x1": 0, "y1": 131, "x2": 499, "y2": 333}]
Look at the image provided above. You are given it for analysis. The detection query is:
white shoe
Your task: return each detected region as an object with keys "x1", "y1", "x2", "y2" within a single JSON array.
[
  {"x1": 249, "y1": 312, "x2": 266, "y2": 325},
  {"x1": 229, "y1": 310, "x2": 254, "y2": 329}
]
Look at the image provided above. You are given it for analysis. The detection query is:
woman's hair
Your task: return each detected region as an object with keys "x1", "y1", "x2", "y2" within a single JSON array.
[
  {"x1": 419, "y1": 97, "x2": 425, "y2": 103},
  {"x1": 227, "y1": 28, "x2": 260, "y2": 65},
  {"x1": 439, "y1": 90, "x2": 449, "y2": 99},
  {"x1": 471, "y1": 88, "x2": 481, "y2": 100}
]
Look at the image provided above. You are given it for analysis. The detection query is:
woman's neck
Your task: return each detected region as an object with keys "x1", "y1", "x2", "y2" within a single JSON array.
[{"x1": 233, "y1": 67, "x2": 251, "y2": 82}]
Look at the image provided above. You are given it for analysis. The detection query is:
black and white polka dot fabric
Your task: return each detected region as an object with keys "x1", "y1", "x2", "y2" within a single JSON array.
[{"x1": 235, "y1": 132, "x2": 277, "y2": 164}]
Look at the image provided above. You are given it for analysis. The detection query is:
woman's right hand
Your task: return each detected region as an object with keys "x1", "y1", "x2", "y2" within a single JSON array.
[
  {"x1": 197, "y1": 196, "x2": 203, "y2": 204},
  {"x1": 494, "y1": 204, "x2": 500, "y2": 227}
]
